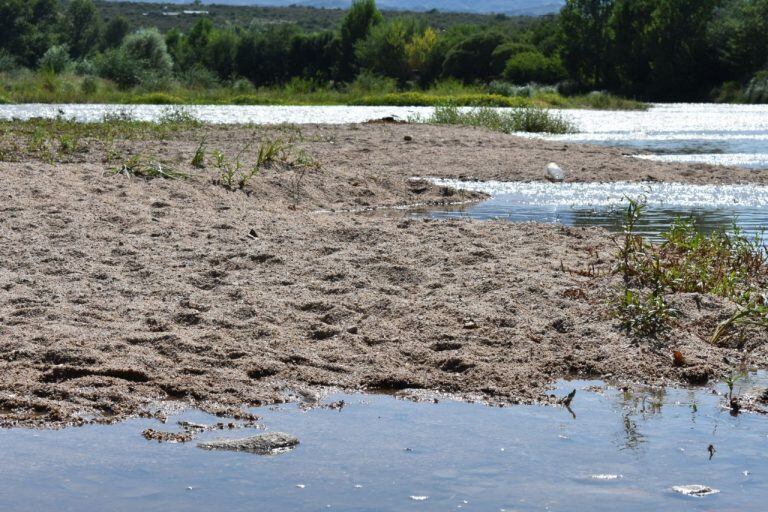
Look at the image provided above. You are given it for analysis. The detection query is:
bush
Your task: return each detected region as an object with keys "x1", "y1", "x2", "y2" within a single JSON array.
[
  {"x1": 97, "y1": 28, "x2": 174, "y2": 89},
  {"x1": 73, "y1": 59, "x2": 96, "y2": 76},
  {"x1": 490, "y1": 42, "x2": 537, "y2": 75},
  {"x1": 488, "y1": 81, "x2": 556, "y2": 97},
  {"x1": 0, "y1": 50, "x2": 17, "y2": 73},
  {"x1": 231, "y1": 95, "x2": 279, "y2": 105},
  {"x1": 123, "y1": 28, "x2": 173, "y2": 76},
  {"x1": 416, "y1": 104, "x2": 575, "y2": 134},
  {"x1": 352, "y1": 92, "x2": 530, "y2": 107},
  {"x1": 231, "y1": 78, "x2": 255, "y2": 93},
  {"x1": 503, "y1": 51, "x2": 567, "y2": 85},
  {"x1": 348, "y1": 70, "x2": 398, "y2": 94},
  {"x1": 81, "y1": 76, "x2": 98, "y2": 95},
  {"x1": 38, "y1": 45, "x2": 72, "y2": 74},
  {"x1": 179, "y1": 66, "x2": 219, "y2": 90},
  {"x1": 128, "y1": 92, "x2": 183, "y2": 105},
  {"x1": 744, "y1": 71, "x2": 768, "y2": 103}
]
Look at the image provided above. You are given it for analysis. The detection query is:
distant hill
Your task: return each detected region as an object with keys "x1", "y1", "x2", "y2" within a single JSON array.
[{"x1": 103, "y1": 0, "x2": 564, "y2": 16}]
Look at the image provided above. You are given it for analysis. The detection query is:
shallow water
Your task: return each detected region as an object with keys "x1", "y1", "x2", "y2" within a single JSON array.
[
  {"x1": 1, "y1": 377, "x2": 767, "y2": 512},
  {"x1": 1, "y1": 103, "x2": 767, "y2": 168},
  {"x1": 421, "y1": 179, "x2": 768, "y2": 241},
  {"x1": 541, "y1": 103, "x2": 768, "y2": 169}
]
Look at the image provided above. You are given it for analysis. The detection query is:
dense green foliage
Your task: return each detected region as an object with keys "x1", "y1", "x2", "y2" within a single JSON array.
[
  {"x1": 560, "y1": 0, "x2": 768, "y2": 100},
  {"x1": 0, "y1": 0, "x2": 765, "y2": 103}
]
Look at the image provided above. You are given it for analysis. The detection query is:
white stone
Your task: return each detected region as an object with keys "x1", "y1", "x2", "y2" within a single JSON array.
[{"x1": 545, "y1": 162, "x2": 566, "y2": 182}]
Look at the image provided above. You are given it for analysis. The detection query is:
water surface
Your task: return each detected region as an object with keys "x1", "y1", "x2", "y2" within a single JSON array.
[
  {"x1": 421, "y1": 179, "x2": 768, "y2": 241},
  {"x1": 1, "y1": 377, "x2": 767, "y2": 511}
]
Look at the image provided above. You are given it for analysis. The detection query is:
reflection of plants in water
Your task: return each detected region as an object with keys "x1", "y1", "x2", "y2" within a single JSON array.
[
  {"x1": 620, "y1": 414, "x2": 645, "y2": 452},
  {"x1": 615, "y1": 386, "x2": 666, "y2": 452}
]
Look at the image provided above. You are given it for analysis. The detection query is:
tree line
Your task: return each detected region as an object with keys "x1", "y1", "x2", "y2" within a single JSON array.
[{"x1": 0, "y1": 0, "x2": 766, "y2": 102}]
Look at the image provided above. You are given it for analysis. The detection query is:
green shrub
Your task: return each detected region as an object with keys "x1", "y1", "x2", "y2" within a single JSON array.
[
  {"x1": 488, "y1": 81, "x2": 557, "y2": 97},
  {"x1": 490, "y1": 42, "x2": 537, "y2": 75},
  {"x1": 503, "y1": 51, "x2": 567, "y2": 85},
  {"x1": 73, "y1": 59, "x2": 96, "y2": 76},
  {"x1": 123, "y1": 28, "x2": 173, "y2": 76},
  {"x1": 81, "y1": 76, "x2": 98, "y2": 95},
  {"x1": 231, "y1": 95, "x2": 279, "y2": 105},
  {"x1": 744, "y1": 71, "x2": 768, "y2": 103},
  {"x1": 38, "y1": 45, "x2": 72, "y2": 74},
  {"x1": 180, "y1": 66, "x2": 220, "y2": 90},
  {"x1": 98, "y1": 28, "x2": 174, "y2": 89},
  {"x1": 129, "y1": 92, "x2": 182, "y2": 105},
  {"x1": 352, "y1": 92, "x2": 530, "y2": 107},
  {"x1": 416, "y1": 104, "x2": 575, "y2": 134},
  {"x1": 349, "y1": 70, "x2": 398, "y2": 94},
  {"x1": 0, "y1": 50, "x2": 17, "y2": 73},
  {"x1": 614, "y1": 199, "x2": 767, "y2": 343}
]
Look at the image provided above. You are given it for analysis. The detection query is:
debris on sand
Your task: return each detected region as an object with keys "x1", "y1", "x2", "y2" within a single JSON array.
[{"x1": 198, "y1": 432, "x2": 300, "y2": 454}]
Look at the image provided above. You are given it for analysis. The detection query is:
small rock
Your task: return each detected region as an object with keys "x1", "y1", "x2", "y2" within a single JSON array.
[
  {"x1": 545, "y1": 162, "x2": 566, "y2": 182},
  {"x1": 672, "y1": 485, "x2": 720, "y2": 497},
  {"x1": 404, "y1": 135, "x2": 413, "y2": 141},
  {"x1": 198, "y1": 432, "x2": 299, "y2": 454}
]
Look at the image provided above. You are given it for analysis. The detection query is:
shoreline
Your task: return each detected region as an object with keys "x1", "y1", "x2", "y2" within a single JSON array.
[{"x1": 1, "y1": 123, "x2": 766, "y2": 428}]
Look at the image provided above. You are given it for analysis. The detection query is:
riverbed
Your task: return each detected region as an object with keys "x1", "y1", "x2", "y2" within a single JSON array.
[{"x1": 1, "y1": 103, "x2": 767, "y2": 169}]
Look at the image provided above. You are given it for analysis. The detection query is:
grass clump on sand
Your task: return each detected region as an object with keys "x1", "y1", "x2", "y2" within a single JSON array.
[
  {"x1": 615, "y1": 199, "x2": 767, "y2": 344},
  {"x1": 414, "y1": 103, "x2": 576, "y2": 134},
  {"x1": 106, "y1": 154, "x2": 188, "y2": 180},
  {"x1": 211, "y1": 137, "x2": 320, "y2": 203},
  {"x1": 0, "y1": 109, "x2": 202, "y2": 163}
]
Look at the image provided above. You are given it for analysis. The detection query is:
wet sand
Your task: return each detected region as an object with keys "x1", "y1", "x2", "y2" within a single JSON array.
[{"x1": 1, "y1": 123, "x2": 766, "y2": 427}]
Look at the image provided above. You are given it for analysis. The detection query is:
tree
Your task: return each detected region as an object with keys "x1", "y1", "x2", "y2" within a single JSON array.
[
  {"x1": 405, "y1": 27, "x2": 438, "y2": 81},
  {"x1": 356, "y1": 18, "x2": 422, "y2": 84},
  {"x1": 610, "y1": 0, "x2": 719, "y2": 98},
  {"x1": 65, "y1": 0, "x2": 102, "y2": 59},
  {"x1": 205, "y1": 29, "x2": 239, "y2": 80},
  {"x1": 441, "y1": 31, "x2": 508, "y2": 82},
  {"x1": 103, "y1": 16, "x2": 130, "y2": 49},
  {"x1": 339, "y1": 0, "x2": 383, "y2": 81},
  {"x1": 503, "y1": 51, "x2": 567, "y2": 84},
  {"x1": 558, "y1": 0, "x2": 614, "y2": 88},
  {"x1": 289, "y1": 31, "x2": 341, "y2": 81},
  {"x1": 0, "y1": 0, "x2": 60, "y2": 67}
]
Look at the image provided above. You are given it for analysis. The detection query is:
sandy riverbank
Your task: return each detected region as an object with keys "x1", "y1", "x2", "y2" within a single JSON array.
[{"x1": 1, "y1": 123, "x2": 766, "y2": 427}]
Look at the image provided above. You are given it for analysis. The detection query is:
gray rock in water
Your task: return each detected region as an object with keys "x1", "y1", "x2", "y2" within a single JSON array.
[
  {"x1": 545, "y1": 162, "x2": 566, "y2": 182},
  {"x1": 198, "y1": 432, "x2": 299, "y2": 454},
  {"x1": 672, "y1": 484, "x2": 720, "y2": 497}
]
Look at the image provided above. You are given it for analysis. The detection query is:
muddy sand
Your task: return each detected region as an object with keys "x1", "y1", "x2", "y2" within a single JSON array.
[{"x1": 1, "y1": 123, "x2": 766, "y2": 427}]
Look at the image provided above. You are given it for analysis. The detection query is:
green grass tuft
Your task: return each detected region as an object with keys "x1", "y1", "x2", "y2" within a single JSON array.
[{"x1": 414, "y1": 104, "x2": 576, "y2": 134}]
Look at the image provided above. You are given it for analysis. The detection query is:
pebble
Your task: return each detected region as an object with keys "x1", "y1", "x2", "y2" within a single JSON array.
[{"x1": 545, "y1": 162, "x2": 566, "y2": 182}]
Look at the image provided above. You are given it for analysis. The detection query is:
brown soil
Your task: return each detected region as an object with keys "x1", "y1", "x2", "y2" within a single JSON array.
[{"x1": 1, "y1": 123, "x2": 766, "y2": 427}]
